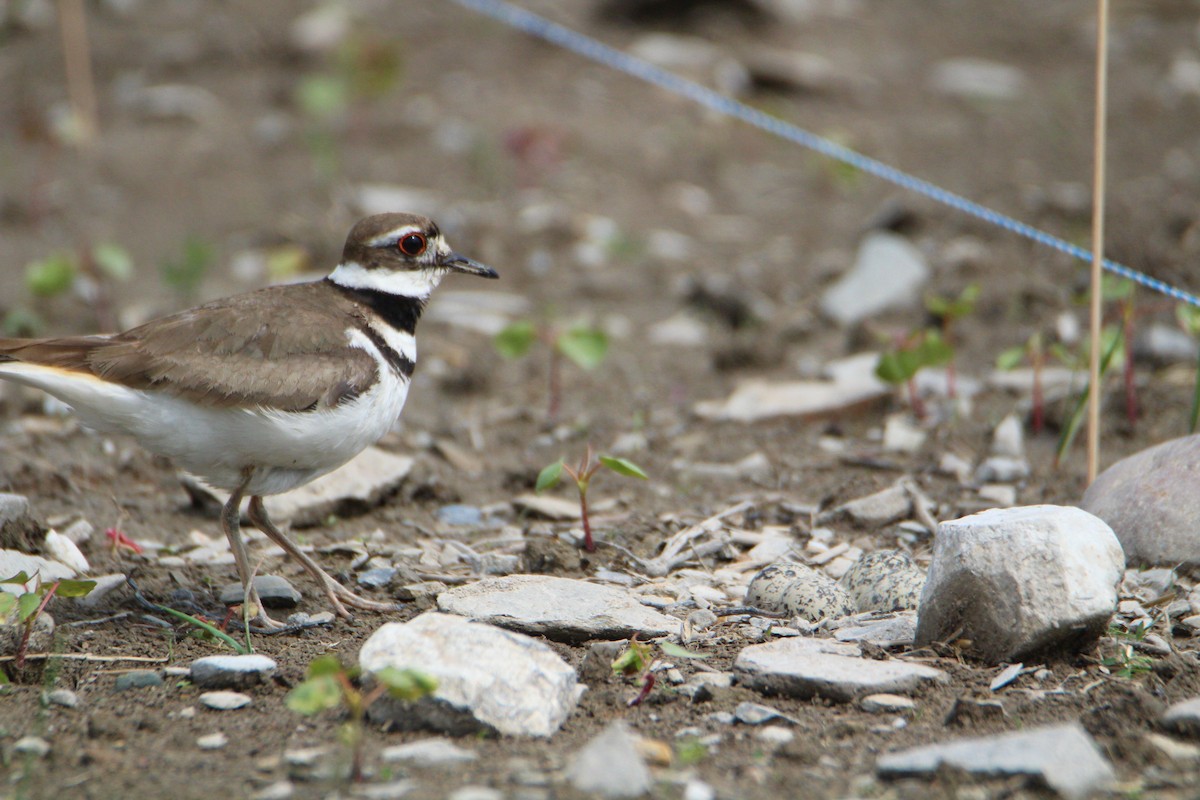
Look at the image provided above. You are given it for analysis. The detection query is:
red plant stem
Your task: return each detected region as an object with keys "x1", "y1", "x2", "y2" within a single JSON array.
[
  {"x1": 16, "y1": 582, "x2": 59, "y2": 670},
  {"x1": 1032, "y1": 353, "x2": 1045, "y2": 435},
  {"x1": 580, "y1": 490, "x2": 594, "y2": 552},
  {"x1": 547, "y1": 348, "x2": 561, "y2": 425},
  {"x1": 628, "y1": 671, "x2": 656, "y2": 707},
  {"x1": 906, "y1": 378, "x2": 925, "y2": 420}
]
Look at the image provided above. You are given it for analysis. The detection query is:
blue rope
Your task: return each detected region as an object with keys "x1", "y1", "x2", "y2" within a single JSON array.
[{"x1": 450, "y1": 0, "x2": 1200, "y2": 308}]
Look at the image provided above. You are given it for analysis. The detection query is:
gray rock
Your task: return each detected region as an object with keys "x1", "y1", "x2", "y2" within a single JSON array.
[
  {"x1": 991, "y1": 414, "x2": 1025, "y2": 459},
  {"x1": 819, "y1": 231, "x2": 930, "y2": 326},
  {"x1": 745, "y1": 562, "x2": 856, "y2": 622},
  {"x1": 381, "y1": 738, "x2": 478, "y2": 767},
  {"x1": 114, "y1": 670, "x2": 163, "y2": 691},
  {"x1": 436, "y1": 575, "x2": 676, "y2": 643},
  {"x1": 448, "y1": 788, "x2": 503, "y2": 800},
  {"x1": 350, "y1": 780, "x2": 417, "y2": 800},
  {"x1": 220, "y1": 575, "x2": 301, "y2": 608},
  {"x1": 734, "y1": 701, "x2": 792, "y2": 725},
  {"x1": 360, "y1": 612, "x2": 580, "y2": 737},
  {"x1": 190, "y1": 654, "x2": 277, "y2": 689},
  {"x1": 833, "y1": 612, "x2": 918, "y2": 648},
  {"x1": 76, "y1": 573, "x2": 128, "y2": 608},
  {"x1": 252, "y1": 781, "x2": 295, "y2": 800},
  {"x1": 860, "y1": 693, "x2": 916, "y2": 713},
  {"x1": 915, "y1": 505, "x2": 1124, "y2": 663},
  {"x1": 13, "y1": 736, "x2": 50, "y2": 757},
  {"x1": 357, "y1": 567, "x2": 397, "y2": 588},
  {"x1": 45, "y1": 688, "x2": 80, "y2": 708},
  {"x1": 734, "y1": 637, "x2": 946, "y2": 702},
  {"x1": 974, "y1": 456, "x2": 1030, "y2": 483},
  {"x1": 436, "y1": 504, "x2": 484, "y2": 526},
  {"x1": 840, "y1": 551, "x2": 925, "y2": 612},
  {"x1": 834, "y1": 481, "x2": 913, "y2": 527},
  {"x1": 565, "y1": 721, "x2": 652, "y2": 799},
  {"x1": 929, "y1": 58, "x2": 1026, "y2": 101},
  {"x1": 1134, "y1": 323, "x2": 1196, "y2": 365},
  {"x1": 0, "y1": 493, "x2": 43, "y2": 552},
  {"x1": 876, "y1": 723, "x2": 1115, "y2": 799},
  {"x1": 199, "y1": 690, "x2": 252, "y2": 710},
  {"x1": 1082, "y1": 435, "x2": 1200, "y2": 566},
  {"x1": 1162, "y1": 697, "x2": 1200, "y2": 736}
]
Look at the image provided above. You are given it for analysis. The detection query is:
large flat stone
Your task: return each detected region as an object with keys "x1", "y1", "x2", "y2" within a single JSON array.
[
  {"x1": 734, "y1": 637, "x2": 945, "y2": 702},
  {"x1": 877, "y1": 723, "x2": 1115, "y2": 799},
  {"x1": 437, "y1": 575, "x2": 677, "y2": 643}
]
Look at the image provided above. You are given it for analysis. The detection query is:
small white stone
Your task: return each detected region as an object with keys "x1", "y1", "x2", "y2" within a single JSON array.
[
  {"x1": 199, "y1": 691, "x2": 252, "y2": 710},
  {"x1": 754, "y1": 725, "x2": 795, "y2": 745},
  {"x1": 197, "y1": 732, "x2": 229, "y2": 750},
  {"x1": 13, "y1": 736, "x2": 50, "y2": 757}
]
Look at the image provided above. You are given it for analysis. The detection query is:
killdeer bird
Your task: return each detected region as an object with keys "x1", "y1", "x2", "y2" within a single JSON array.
[{"x1": 0, "y1": 213, "x2": 497, "y2": 628}]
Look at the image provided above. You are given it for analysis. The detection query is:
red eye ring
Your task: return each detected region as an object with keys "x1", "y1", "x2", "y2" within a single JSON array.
[{"x1": 398, "y1": 232, "x2": 427, "y2": 257}]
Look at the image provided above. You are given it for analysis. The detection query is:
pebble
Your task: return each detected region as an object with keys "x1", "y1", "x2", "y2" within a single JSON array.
[
  {"x1": 833, "y1": 613, "x2": 917, "y2": 648},
  {"x1": 199, "y1": 690, "x2": 252, "y2": 710},
  {"x1": 833, "y1": 481, "x2": 912, "y2": 527},
  {"x1": 754, "y1": 725, "x2": 795, "y2": 746},
  {"x1": 381, "y1": 738, "x2": 478, "y2": 767},
  {"x1": 436, "y1": 504, "x2": 484, "y2": 526},
  {"x1": 219, "y1": 575, "x2": 301, "y2": 608},
  {"x1": 46, "y1": 688, "x2": 80, "y2": 708},
  {"x1": 734, "y1": 637, "x2": 946, "y2": 702},
  {"x1": 1082, "y1": 434, "x2": 1200, "y2": 567},
  {"x1": 350, "y1": 781, "x2": 417, "y2": 799},
  {"x1": 357, "y1": 567, "x2": 397, "y2": 588},
  {"x1": 197, "y1": 732, "x2": 228, "y2": 750},
  {"x1": 565, "y1": 721, "x2": 652, "y2": 799},
  {"x1": 860, "y1": 693, "x2": 916, "y2": 713},
  {"x1": 1162, "y1": 697, "x2": 1200, "y2": 736},
  {"x1": 973, "y1": 456, "x2": 1030, "y2": 483},
  {"x1": 683, "y1": 780, "x2": 716, "y2": 800},
  {"x1": 190, "y1": 654, "x2": 278, "y2": 689},
  {"x1": 734, "y1": 701, "x2": 791, "y2": 725},
  {"x1": 252, "y1": 782, "x2": 295, "y2": 800},
  {"x1": 991, "y1": 413, "x2": 1025, "y2": 458},
  {"x1": 928, "y1": 57, "x2": 1026, "y2": 101},
  {"x1": 360, "y1": 612, "x2": 580, "y2": 737},
  {"x1": 76, "y1": 573, "x2": 128, "y2": 608},
  {"x1": 819, "y1": 231, "x2": 930, "y2": 326},
  {"x1": 13, "y1": 736, "x2": 50, "y2": 757},
  {"x1": 114, "y1": 670, "x2": 163, "y2": 691},
  {"x1": 876, "y1": 723, "x2": 1114, "y2": 798},
  {"x1": 448, "y1": 788, "x2": 503, "y2": 800},
  {"x1": 437, "y1": 575, "x2": 676, "y2": 642},
  {"x1": 915, "y1": 505, "x2": 1124, "y2": 663}
]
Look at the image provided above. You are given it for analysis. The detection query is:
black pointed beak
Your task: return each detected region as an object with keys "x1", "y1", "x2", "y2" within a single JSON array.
[{"x1": 442, "y1": 252, "x2": 498, "y2": 279}]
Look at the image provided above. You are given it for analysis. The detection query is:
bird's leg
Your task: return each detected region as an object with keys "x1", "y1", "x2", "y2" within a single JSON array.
[
  {"x1": 222, "y1": 469, "x2": 286, "y2": 630},
  {"x1": 247, "y1": 496, "x2": 398, "y2": 617}
]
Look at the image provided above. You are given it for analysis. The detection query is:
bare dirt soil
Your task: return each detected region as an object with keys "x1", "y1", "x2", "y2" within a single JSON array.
[{"x1": 3, "y1": 1, "x2": 1200, "y2": 798}]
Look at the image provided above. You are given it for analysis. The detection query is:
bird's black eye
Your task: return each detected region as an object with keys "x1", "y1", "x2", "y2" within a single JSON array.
[{"x1": 398, "y1": 233, "x2": 427, "y2": 257}]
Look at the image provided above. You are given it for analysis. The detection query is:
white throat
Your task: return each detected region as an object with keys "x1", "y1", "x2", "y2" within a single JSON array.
[{"x1": 328, "y1": 261, "x2": 443, "y2": 298}]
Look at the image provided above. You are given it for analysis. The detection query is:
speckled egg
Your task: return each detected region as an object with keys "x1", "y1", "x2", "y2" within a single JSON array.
[
  {"x1": 745, "y1": 561, "x2": 857, "y2": 622},
  {"x1": 839, "y1": 549, "x2": 926, "y2": 612}
]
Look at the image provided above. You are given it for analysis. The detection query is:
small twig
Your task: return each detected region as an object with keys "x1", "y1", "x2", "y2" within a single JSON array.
[
  {"x1": 57, "y1": 0, "x2": 98, "y2": 143},
  {"x1": 0, "y1": 653, "x2": 168, "y2": 664},
  {"x1": 60, "y1": 612, "x2": 133, "y2": 627}
]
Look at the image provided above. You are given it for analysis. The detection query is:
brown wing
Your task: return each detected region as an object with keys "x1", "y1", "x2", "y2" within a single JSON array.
[{"x1": 0, "y1": 282, "x2": 379, "y2": 412}]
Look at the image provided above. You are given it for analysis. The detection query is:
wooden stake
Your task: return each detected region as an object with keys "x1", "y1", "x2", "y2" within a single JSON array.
[{"x1": 1087, "y1": 0, "x2": 1110, "y2": 485}]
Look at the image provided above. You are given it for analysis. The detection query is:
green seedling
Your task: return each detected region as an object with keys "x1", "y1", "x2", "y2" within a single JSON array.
[
  {"x1": 0, "y1": 571, "x2": 95, "y2": 672},
  {"x1": 1053, "y1": 325, "x2": 1123, "y2": 467},
  {"x1": 21, "y1": 242, "x2": 133, "y2": 331},
  {"x1": 1101, "y1": 622, "x2": 1154, "y2": 679},
  {"x1": 495, "y1": 319, "x2": 609, "y2": 423},
  {"x1": 926, "y1": 283, "x2": 979, "y2": 399},
  {"x1": 997, "y1": 331, "x2": 1047, "y2": 434},
  {"x1": 287, "y1": 654, "x2": 436, "y2": 783},
  {"x1": 536, "y1": 446, "x2": 647, "y2": 552},
  {"x1": 875, "y1": 328, "x2": 954, "y2": 420},
  {"x1": 1176, "y1": 304, "x2": 1200, "y2": 432},
  {"x1": 611, "y1": 637, "x2": 708, "y2": 707}
]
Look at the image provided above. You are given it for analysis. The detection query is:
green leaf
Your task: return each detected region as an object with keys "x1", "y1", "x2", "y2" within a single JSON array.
[
  {"x1": 295, "y1": 74, "x2": 349, "y2": 119},
  {"x1": 556, "y1": 326, "x2": 608, "y2": 370},
  {"x1": 493, "y1": 321, "x2": 537, "y2": 359},
  {"x1": 375, "y1": 667, "x2": 437, "y2": 701},
  {"x1": 875, "y1": 349, "x2": 918, "y2": 384},
  {"x1": 160, "y1": 237, "x2": 213, "y2": 298},
  {"x1": 659, "y1": 641, "x2": 709, "y2": 659},
  {"x1": 25, "y1": 253, "x2": 76, "y2": 297},
  {"x1": 92, "y1": 243, "x2": 133, "y2": 281},
  {"x1": 54, "y1": 579, "x2": 96, "y2": 598},
  {"x1": 598, "y1": 455, "x2": 648, "y2": 480},
  {"x1": 1177, "y1": 303, "x2": 1200, "y2": 336},
  {"x1": 535, "y1": 460, "x2": 564, "y2": 493},
  {"x1": 286, "y1": 674, "x2": 344, "y2": 715},
  {"x1": 611, "y1": 645, "x2": 649, "y2": 677},
  {"x1": 306, "y1": 654, "x2": 345, "y2": 679},
  {"x1": 0, "y1": 572, "x2": 32, "y2": 586},
  {"x1": 17, "y1": 592, "x2": 40, "y2": 622},
  {"x1": 996, "y1": 345, "x2": 1026, "y2": 371},
  {"x1": 0, "y1": 593, "x2": 17, "y2": 618},
  {"x1": 1102, "y1": 276, "x2": 1134, "y2": 302},
  {"x1": 915, "y1": 329, "x2": 955, "y2": 368}
]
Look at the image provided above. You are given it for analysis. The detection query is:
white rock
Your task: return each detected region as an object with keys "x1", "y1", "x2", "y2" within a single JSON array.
[
  {"x1": 882, "y1": 414, "x2": 925, "y2": 454},
  {"x1": 991, "y1": 414, "x2": 1025, "y2": 459},
  {"x1": 1081, "y1": 435, "x2": 1200, "y2": 567},
  {"x1": 448, "y1": 788, "x2": 503, "y2": 800},
  {"x1": 197, "y1": 732, "x2": 228, "y2": 750},
  {"x1": 915, "y1": 506, "x2": 1124, "y2": 663},
  {"x1": 381, "y1": 738, "x2": 478, "y2": 767},
  {"x1": 424, "y1": 290, "x2": 531, "y2": 336},
  {"x1": 818, "y1": 232, "x2": 930, "y2": 326},
  {"x1": 13, "y1": 736, "x2": 50, "y2": 757},
  {"x1": 360, "y1": 612, "x2": 580, "y2": 737},
  {"x1": 1134, "y1": 323, "x2": 1196, "y2": 365},
  {"x1": 876, "y1": 723, "x2": 1114, "y2": 799},
  {"x1": 974, "y1": 456, "x2": 1029, "y2": 483},
  {"x1": 649, "y1": 312, "x2": 708, "y2": 347},
  {"x1": 343, "y1": 184, "x2": 442, "y2": 218},
  {"x1": 252, "y1": 781, "x2": 295, "y2": 800},
  {"x1": 754, "y1": 725, "x2": 795, "y2": 745},
  {"x1": 861, "y1": 693, "x2": 915, "y2": 713},
  {"x1": 833, "y1": 612, "x2": 918, "y2": 648},
  {"x1": 76, "y1": 573, "x2": 128, "y2": 608},
  {"x1": 43, "y1": 531, "x2": 89, "y2": 573},
  {"x1": 834, "y1": 481, "x2": 912, "y2": 527},
  {"x1": 437, "y1": 575, "x2": 676, "y2": 642},
  {"x1": 1162, "y1": 697, "x2": 1200, "y2": 735},
  {"x1": 565, "y1": 721, "x2": 652, "y2": 798},
  {"x1": 734, "y1": 637, "x2": 946, "y2": 702},
  {"x1": 929, "y1": 58, "x2": 1026, "y2": 101},
  {"x1": 199, "y1": 691, "x2": 252, "y2": 710},
  {"x1": 0, "y1": 551, "x2": 77, "y2": 591}
]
